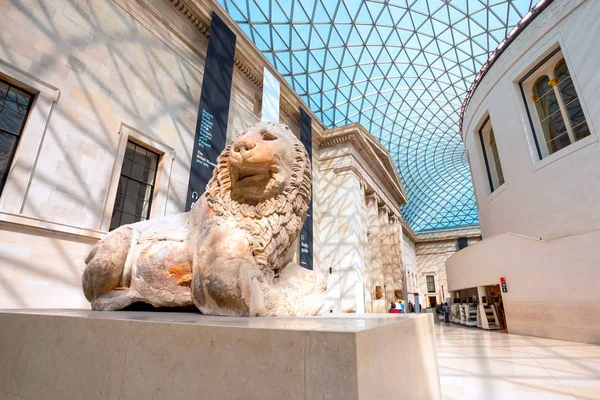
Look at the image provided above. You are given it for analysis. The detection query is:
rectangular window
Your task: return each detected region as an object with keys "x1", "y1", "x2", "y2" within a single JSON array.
[
  {"x1": 519, "y1": 48, "x2": 590, "y2": 159},
  {"x1": 426, "y1": 275, "x2": 435, "y2": 293},
  {"x1": 0, "y1": 79, "x2": 34, "y2": 196},
  {"x1": 478, "y1": 116, "x2": 504, "y2": 192},
  {"x1": 110, "y1": 141, "x2": 160, "y2": 231}
]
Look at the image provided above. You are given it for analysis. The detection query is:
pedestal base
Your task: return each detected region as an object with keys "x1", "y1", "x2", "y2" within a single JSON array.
[{"x1": 0, "y1": 310, "x2": 441, "y2": 400}]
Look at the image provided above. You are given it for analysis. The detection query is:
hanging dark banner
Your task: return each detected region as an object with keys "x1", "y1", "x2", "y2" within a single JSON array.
[
  {"x1": 299, "y1": 108, "x2": 313, "y2": 270},
  {"x1": 185, "y1": 13, "x2": 236, "y2": 211}
]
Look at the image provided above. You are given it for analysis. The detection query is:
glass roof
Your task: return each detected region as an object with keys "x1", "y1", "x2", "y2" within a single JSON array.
[{"x1": 218, "y1": 0, "x2": 539, "y2": 232}]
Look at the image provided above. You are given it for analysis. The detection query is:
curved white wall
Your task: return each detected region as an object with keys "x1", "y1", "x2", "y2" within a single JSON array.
[
  {"x1": 446, "y1": 232, "x2": 600, "y2": 344},
  {"x1": 462, "y1": 0, "x2": 600, "y2": 240},
  {"x1": 451, "y1": 0, "x2": 600, "y2": 344}
]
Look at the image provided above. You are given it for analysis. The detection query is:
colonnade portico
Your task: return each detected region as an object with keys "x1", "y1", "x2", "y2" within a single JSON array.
[{"x1": 315, "y1": 123, "x2": 408, "y2": 314}]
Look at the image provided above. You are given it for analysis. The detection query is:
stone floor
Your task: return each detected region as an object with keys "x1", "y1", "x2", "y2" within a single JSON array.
[{"x1": 436, "y1": 322, "x2": 600, "y2": 400}]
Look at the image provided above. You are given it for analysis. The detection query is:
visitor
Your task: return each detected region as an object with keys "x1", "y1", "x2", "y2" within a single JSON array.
[
  {"x1": 389, "y1": 302, "x2": 402, "y2": 314},
  {"x1": 408, "y1": 301, "x2": 414, "y2": 313},
  {"x1": 396, "y1": 300, "x2": 404, "y2": 313},
  {"x1": 443, "y1": 302, "x2": 449, "y2": 322}
]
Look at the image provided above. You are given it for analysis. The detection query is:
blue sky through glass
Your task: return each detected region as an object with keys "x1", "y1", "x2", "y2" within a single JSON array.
[{"x1": 219, "y1": 0, "x2": 538, "y2": 232}]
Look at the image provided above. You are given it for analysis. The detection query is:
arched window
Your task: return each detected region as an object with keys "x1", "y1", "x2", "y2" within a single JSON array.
[
  {"x1": 519, "y1": 49, "x2": 591, "y2": 159},
  {"x1": 488, "y1": 129, "x2": 504, "y2": 187},
  {"x1": 532, "y1": 75, "x2": 569, "y2": 153},
  {"x1": 554, "y1": 59, "x2": 590, "y2": 141},
  {"x1": 478, "y1": 116, "x2": 505, "y2": 193}
]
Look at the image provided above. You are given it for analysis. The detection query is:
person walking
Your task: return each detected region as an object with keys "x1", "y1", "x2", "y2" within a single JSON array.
[{"x1": 442, "y1": 302, "x2": 449, "y2": 322}]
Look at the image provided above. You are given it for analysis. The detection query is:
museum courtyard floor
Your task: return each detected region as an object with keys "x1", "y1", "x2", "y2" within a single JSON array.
[{"x1": 436, "y1": 323, "x2": 600, "y2": 399}]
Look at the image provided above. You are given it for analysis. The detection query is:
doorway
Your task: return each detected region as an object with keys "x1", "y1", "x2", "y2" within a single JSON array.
[
  {"x1": 428, "y1": 296, "x2": 437, "y2": 308},
  {"x1": 489, "y1": 284, "x2": 507, "y2": 331}
]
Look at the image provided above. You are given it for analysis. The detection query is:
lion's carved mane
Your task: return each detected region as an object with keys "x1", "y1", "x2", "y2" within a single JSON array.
[{"x1": 205, "y1": 122, "x2": 312, "y2": 272}]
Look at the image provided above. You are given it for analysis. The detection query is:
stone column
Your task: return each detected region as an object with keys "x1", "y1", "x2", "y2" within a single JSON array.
[
  {"x1": 316, "y1": 167, "x2": 341, "y2": 313},
  {"x1": 378, "y1": 204, "x2": 394, "y2": 306},
  {"x1": 361, "y1": 186, "x2": 373, "y2": 313},
  {"x1": 401, "y1": 261, "x2": 409, "y2": 308},
  {"x1": 335, "y1": 169, "x2": 367, "y2": 313},
  {"x1": 399, "y1": 225, "x2": 410, "y2": 309},
  {"x1": 365, "y1": 193, "x2": 385, "y2": 313},
  {"x1": 389, "y1": 215, "x2": 404, "y2": 300}
]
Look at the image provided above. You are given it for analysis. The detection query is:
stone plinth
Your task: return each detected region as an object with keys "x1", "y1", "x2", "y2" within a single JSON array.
[{"x1": 0, "y1": 310, "x2": 441, "y2": 400}]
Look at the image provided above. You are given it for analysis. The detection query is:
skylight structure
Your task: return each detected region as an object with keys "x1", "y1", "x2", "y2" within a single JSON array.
[{"x1": 218, "y1": 0, "x2": 540, "y2": 232}]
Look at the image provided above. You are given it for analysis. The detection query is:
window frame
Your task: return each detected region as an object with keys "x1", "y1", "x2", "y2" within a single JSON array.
[
  {"x1": 0, "y1": 79, "x2": 35, "y2": 198},
  {"x1": 477, "y1": 115, "x2": 504, "y2": 193},
  {"x1": 519, "y1": 47, "x2": 591, "y2": 160},
  {"x1": 101, "y1": 123, "x2": 175, "y2": 232},
  {"x1": 109, "y1": 140, "x2": 161, "y2": 231},
  {"x1": 426, "y1": 275, "x2": 435, "y2": 293},
  {"x1": 0, "y1": 61, "x2": 60, "y2": 215}
]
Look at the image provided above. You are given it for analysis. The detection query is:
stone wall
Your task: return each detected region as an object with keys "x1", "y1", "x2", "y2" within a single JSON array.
[
  {"x1": 402, "y1": 236, "x2": 416, "y2": 293},
  {"x1": 447, "y1": 231, "x2": 600, "y2": 344},
  {"x1": 0, "y1": 0, "x2": 312, "y2": 308},
  {"x1": 414, "y1": 228, "x2": 480, "y2": 309}
]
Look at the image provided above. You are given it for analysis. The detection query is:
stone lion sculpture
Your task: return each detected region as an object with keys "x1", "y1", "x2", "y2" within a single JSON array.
[{"x1": 82, "y1": 121, "x2": 326, "y2": 316}]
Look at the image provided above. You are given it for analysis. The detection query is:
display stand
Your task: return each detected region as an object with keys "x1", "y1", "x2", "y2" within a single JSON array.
[
  {"x1": 460, "y1": 304, "x2": 477, "y2": 327},
  {"x1": 450, "y1": 304, "x2": 461, "y2": 324},
  {"x1": 467, "y1": 305, "x2": 478, "y2": 326},
  {"x1": 480, "y1": 304, "x2": 500, "y2": 330}
]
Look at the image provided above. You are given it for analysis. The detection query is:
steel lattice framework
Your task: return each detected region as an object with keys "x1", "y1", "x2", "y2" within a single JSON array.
[{"x1": 218, "y1": 0, "x2": 539, "y2": 232}]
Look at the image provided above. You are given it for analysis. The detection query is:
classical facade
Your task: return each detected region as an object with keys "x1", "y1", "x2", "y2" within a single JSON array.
[
  {"x1": 448, "y1": 0, "x2": 600, "y2": 343},
  {"x1": 315, "y1": 124, "x2": 408, "y2": 313},
  {"x1": 0, "y1": 0, "x2": 418, "y2": 313}
]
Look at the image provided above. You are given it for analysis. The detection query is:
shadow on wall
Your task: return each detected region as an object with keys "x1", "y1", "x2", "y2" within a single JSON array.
[
  {"x1": 416, "y1": 241, "x2": 454, "y2": 300},
  {"x1": 316, "y1": 161, "x2": 362, "y2": 313},
  {"x1": 0, "y1": 223, "x2": 95, "y2": 308},
  {"x1": 27, "y1": 0, "x2": 205, "y2": 212},
  {"x1": 446, "y1": 231, "x2": 600, "y2": 344},
  {"x1": 0, "y1": 0, "x2": 213, "y2": 308}
]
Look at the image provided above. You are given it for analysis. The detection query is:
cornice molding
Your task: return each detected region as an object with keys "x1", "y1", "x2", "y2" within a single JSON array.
[
  {"x1": 318, "y1": 123, "x2": 407, "y2": 206},
  {"x1": 169, "y1": 0, "x2": 210, "y2": 36},
  {"x1": 332, "y1": 165, "x2": 361, "y2": 179},
  {"x1": 168, "y1": 0, "x2": 318, "y2": 130},
  {"x1": 400, "y1": 219, "x2": 417, "y2": 243},
  {"x1": 319, "y1": 133, "x2": 357, "y2": 149}
]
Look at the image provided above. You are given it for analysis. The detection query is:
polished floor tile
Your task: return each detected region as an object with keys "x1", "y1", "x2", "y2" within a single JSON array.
[{"x1": 436, "y1": 323, "x2": 600, "y2": 400}]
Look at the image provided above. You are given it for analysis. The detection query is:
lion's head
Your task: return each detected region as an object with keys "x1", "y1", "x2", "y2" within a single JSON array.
[{"x1": 205, "y1": 121, "x2": 311, "y2": 273}]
